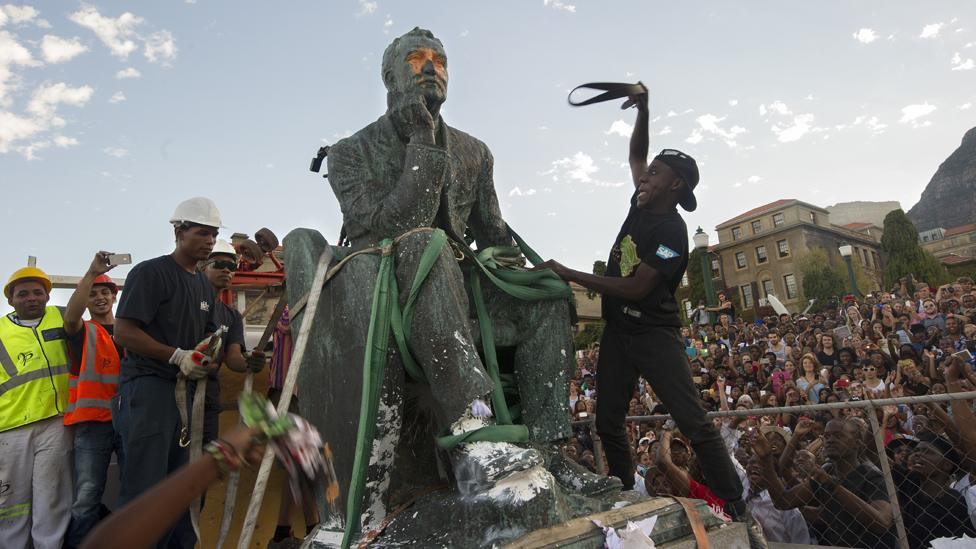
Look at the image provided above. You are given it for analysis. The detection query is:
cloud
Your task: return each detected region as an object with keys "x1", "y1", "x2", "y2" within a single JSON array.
[
  {"x1": 27, "y1": 82, "x2": 94, "y2": 119},
  {"x1": 899, "y1": 102, "x2": 936, "y2": 127},
  {"x1": 692, "y1": 113, "x2": 747, "y2": 147},
  {"x1": 759, "y1": 100, "x2": 791, "y2": 117},
  {"x1": 1, "y1": 4, "x2": 39, "y2": 25},
  {"x1": 852, "y1": 28, "x2": 878, "y2": 44},
  {"x1": 40, "y1": 35, "x2": 88, "y2": 63},
  {"x1": 919, "y1": 23, "x2": 943, "y2": 39},
  {"x1": 69, "y1": 6, "x2": 143, "y2": 58},
  {"x1": 960, "y1": 102, "x2": 972, "y2": 110},
  {"x1": 0, "y1": 110, "x2": 43, "y2": 153},
  {"x1": 771, "y1": 113, "x2": 815, "y2": 142},
  {"x1": 543, "y1": 0, "x2": 576, "y2": 13},
  {"x1": 728, "y1": 99, "x2": 738, "y2": 106},
  {"x1": 747, "y1": 175, "x2": 762, "y2": 184},
  {"x1": 0, "y1": 29, "x2": 41, "y2": 105},
  {"x1": 356, "y1": 0, "x2": 378, "y2": 16},
  {"x1": 383, "y1": 15, "x2": 393, "y2": 34},
  {"x1": 115, "y1": 67, "x2": 140, "y2": 79},
  {"x1": 685, "y1": 130, "x2": 703, "y2": 144},
  {"x1": 852, "y1": 115, "x2": 887, "y2": 134},
  {"x1": 951, "y1": 52, "x2": 974, "y2": 71},
  {"x1": 541, "y1": 151, "x2": 625, "y2": 187},
  {"x1": 109, "y1": 91, "x2": 125, "y2": 103},
  {"x1": 52, "y1": 134, "x2": 78, "y2": 147},
  {"x1": 657, "y1": 126, "x2": 671, "y2": 136},
  {"x1": 508, "y1": 187, "x2": 537, "y2": 197},
  {"x1": 103, "y1": 146, "x2": 129, "y2": 158},
  {"x1": 144, "y1": 30, "x2": 176, "y2": 64},
  {"x1": 605, "y1": 119, "x2": 633, "y2": 137}
]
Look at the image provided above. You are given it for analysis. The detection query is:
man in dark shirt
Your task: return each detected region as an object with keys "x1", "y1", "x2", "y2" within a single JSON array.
[
  {"x1": 199, "y1": 240, "x2": 264, "y2": 444},
  {"x1": 112, "y1": 197, "x2": 222, "y2": 548},
  {"x1": 536, "y1": 87, "x2": 743, "y2": 511}
]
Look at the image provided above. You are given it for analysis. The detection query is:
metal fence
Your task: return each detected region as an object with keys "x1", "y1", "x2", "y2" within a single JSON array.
[{"x1": 567, "y1": 391, "x2": 976, "y2": 549}]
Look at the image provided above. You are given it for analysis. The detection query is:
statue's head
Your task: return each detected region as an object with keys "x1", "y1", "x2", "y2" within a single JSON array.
[{"x1": 382, "y1": 27, "x2": 447, "y2": 110}]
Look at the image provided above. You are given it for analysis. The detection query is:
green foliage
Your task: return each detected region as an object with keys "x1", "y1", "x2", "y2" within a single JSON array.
[
  {"x1": 796, "y1": 249, "x2": 847, "y2": 312},
  {"x1": 683, "y1": 248, "x2": 706, "y2": 308},
  {"x1": 587, "y1": 260, "x2": 607, "y2": 299},
  {"x1": 574, "y1": 321, "x2": 605, "y2": 350},
  {"x1": 880, "y1": 209, "x2": 949, "y2": 288}
]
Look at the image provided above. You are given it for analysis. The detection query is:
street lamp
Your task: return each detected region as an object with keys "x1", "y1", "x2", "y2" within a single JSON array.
[
  {"x1": 693, "y1": 227, "x2": 717, "y2": 307},
  {"x1": 838, "y1": 243, "x2": 862, "y2": 298}
]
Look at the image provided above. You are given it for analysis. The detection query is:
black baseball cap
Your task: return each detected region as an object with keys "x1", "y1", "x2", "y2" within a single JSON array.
[{"x1": 654, "y1": 149, "x2": 699, "y2": 212}]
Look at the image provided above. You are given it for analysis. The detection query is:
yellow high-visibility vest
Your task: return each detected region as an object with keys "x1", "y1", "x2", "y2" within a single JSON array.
[{"x1": 0, "y1": 306, "x2": 70, "y2": 432}]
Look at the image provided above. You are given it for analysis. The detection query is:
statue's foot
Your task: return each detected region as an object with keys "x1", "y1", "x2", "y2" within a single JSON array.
[
  {"x1": 452, "y1": 441, "x2": 544, "y2": 497},
  {"x1": 546, "y1": 446, "x2": 622, "y2": 497}
]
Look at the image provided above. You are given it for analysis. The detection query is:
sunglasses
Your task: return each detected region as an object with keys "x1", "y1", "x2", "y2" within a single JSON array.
[
  {"x1": 862, "y1": 366, "x2": 876, "y2": 372},
  {"x1": 209, "y1": 260, "x2": 238, "y2": 272},
  {"x1": 659, "y1": 148, "x2": 691, "y2": 160}
]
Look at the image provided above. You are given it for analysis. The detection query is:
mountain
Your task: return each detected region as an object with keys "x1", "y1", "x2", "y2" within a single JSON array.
[{"x1": 908, "y1": 127, "x2": 976, "y2": 232}]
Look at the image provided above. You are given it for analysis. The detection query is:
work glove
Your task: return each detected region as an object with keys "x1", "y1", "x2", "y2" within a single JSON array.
[
  {"x1": 170, "y1": 348, "x2": 212, "y2": 379},
  {"x1": 245, "y1": 350, "x2": 266, "y2": 373}
]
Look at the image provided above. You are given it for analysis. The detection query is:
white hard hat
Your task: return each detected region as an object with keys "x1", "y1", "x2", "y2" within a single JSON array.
[
  {"x1": 209, "y1": 239, "x2": 237, "y2": 258},
  {"x1": 169, "y1": 197, "x2": 223, "y2": 228}
]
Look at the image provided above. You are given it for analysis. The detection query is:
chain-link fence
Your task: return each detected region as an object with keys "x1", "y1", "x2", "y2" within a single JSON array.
[{"x1": 566, "y1": 391, "x2": 976, "y2": 549}]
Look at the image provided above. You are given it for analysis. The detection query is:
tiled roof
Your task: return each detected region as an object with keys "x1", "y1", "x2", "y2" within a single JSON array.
[
  {"x1": 940, "y1": 254, "x2": 975, "y2": 265},
  {"x1": 841, "y1": 222, "x2": 873, "y2": 230},
  {"x1": 717, "y1": 199, "x2": 795, "y2": 228},
  {"x1": 944, "y1": 223, "x2": 976, "y2": 237}
]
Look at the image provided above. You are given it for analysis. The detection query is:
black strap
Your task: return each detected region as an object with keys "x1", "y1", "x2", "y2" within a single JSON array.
[{"x1": 567, "y1": 81, "x2": 646, "y2": 109}]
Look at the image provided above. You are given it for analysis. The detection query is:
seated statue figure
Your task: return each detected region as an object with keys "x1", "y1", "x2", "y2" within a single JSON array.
[{"x1": 320, "y1": 27, "x2": 576, "y2": 495}]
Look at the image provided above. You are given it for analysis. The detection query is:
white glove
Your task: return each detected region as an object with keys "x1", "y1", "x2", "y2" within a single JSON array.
[{"x1": 170, "y1": 348, "x2": 211, "y2": 379}]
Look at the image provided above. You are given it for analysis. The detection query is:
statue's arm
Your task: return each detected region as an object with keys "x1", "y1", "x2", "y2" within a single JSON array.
[
  {"x1": 328, "y1": 139, "x2": 448, "y2": 238},
  {"x1": 467, "y1": 146, "x2": 512, "y2": 249}
]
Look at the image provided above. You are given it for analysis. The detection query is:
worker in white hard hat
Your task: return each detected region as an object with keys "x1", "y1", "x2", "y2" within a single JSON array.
[
  {"x1": 0, "y1": 265, "x2": 73, "y2": 548},
  {"x1": 199, "y1": 240, "x2": 265, "y2": 445},
  {"x1": 112, "y1": 197, "x2": 223, "y2": 548}
]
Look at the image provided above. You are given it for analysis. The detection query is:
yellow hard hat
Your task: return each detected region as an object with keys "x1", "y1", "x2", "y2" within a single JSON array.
[{"x1": 5, "y1": 266, "x2": 52, "y2": 299}]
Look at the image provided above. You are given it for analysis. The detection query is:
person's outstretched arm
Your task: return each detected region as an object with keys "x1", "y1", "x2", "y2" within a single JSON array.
[
  {"x1": 65, "y1": 252, "x2": 115, "y2": 335},
  {"x1": 80, "y1": 426, "x2": 264, "y2": 549},
  {"x1": 628, "y1": 84, "x2": 649, "y2": 187}
]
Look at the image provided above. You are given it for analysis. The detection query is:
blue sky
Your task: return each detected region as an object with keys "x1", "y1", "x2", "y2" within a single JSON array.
[{"x1": 2, "y1": 1, "x2": 974, "y2": 311}]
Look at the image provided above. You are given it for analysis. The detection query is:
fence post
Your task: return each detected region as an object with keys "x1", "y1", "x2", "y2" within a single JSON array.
[{"x1": 865, "y1": 402, "x2": 911, "y2": 549}]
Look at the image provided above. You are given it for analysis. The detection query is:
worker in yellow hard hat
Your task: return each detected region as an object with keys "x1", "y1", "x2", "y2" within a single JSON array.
[{"x1": 0, "y1": 265, "x2": 73, "y2": 548}]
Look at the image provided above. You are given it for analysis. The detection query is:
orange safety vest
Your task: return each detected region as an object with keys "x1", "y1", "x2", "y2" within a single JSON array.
[{"x1": 64, "y1": 321, "x2": 120, "y2": 425}]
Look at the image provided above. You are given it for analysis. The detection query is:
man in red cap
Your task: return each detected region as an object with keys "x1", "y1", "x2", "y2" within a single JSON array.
[{"x1": 62, "y1": 251, "x2": 125, "y2": 548}]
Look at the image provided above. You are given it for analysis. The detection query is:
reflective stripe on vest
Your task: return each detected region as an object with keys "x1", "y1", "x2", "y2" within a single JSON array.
[
  {"x1": 64, "y1": 321, "x2": 120, "y2": 425},
  {"x1": 0, "y1": 306, "x2": 70, "y2": 433}
]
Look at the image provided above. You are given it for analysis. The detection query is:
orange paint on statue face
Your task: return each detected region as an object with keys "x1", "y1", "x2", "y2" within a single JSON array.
[{"x1": 405, "y1": 47, "x2": 447, "y2": 78}]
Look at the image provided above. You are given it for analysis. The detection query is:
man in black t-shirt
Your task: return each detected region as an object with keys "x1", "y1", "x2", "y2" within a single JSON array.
[
  {"x1": 199, "y1": 240, "x2": 265, "y2": 444},
  {"x1": 536, "y1": 87, "x2": 744, "y2": 512},
  {"x1": 112, "y1": 197, "x2": 222, "y2": 549}
]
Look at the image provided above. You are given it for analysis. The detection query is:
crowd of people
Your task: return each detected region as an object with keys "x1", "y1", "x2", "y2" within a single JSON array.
[
  {"x1": 565, "y1": 278, "x2": 976, "y2": 547},
  {"x1": 0, "y1": 198, "x2": 312, "y2": 549}
]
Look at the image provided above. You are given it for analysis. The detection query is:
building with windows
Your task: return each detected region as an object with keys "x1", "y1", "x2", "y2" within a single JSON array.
[
  {"x1": 920, "y1": 222, "x2": 976, "y2": 265},
  {"x1": 706, "y1": 199, "x2": 884, "y2": 313}
]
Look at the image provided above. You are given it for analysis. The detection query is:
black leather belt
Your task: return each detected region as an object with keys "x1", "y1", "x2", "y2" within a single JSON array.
[{"x1": 567, "y1": 81, "x2": 647, "y2": 109}]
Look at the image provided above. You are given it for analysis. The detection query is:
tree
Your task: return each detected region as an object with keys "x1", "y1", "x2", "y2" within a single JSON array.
[
  {"x1": 574, "y1": 321, "x2": 604, "y2": 350},
  {"x1": 587, "y1": 260, "x2": 607, "y2": 299},
  {"x1": 880, "y1": 210, "x2": 949, "y2": 288},
  {"x1": 796, "y1": 249, "x2": 847, "y2": 312},
  {"x1": 683, "y1": 248, "x2": 707, "y2": 307}
]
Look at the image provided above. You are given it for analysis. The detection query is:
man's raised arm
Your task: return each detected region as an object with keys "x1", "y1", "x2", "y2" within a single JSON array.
[{"x1": 628, "y1": 84, "x2": 649, "y2": 187}]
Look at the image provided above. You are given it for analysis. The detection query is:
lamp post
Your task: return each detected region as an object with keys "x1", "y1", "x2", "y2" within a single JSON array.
[
  {"x1": 838, "y1": 243, "x2": 862, "y2": 298},
  {"x1": 693, "y1": 227, "x2": 717, "y2": 307}
]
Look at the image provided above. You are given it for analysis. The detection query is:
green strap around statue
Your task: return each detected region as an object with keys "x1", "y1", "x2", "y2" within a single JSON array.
[{"x1": 341, "y1": 227, "x2": 571, "y2": 549}]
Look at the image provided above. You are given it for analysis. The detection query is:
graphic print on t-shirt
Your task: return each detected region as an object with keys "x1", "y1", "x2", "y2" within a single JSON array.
[{"x1": 618, "y1": 235, "x2": 641, "y2": 277}]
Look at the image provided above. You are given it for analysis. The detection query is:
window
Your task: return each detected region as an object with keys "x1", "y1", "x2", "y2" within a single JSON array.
[
  {"x1": 756, "y1": 245, "x2": 768, "y2": 264},
  {"x1": 762, "y1": 279, "x2": 775, "y2": 297},
  {"x1": 777, "y1": 239, "x2": 790, "y2": 258},
  {"x1": 809, "y1": 212, "x2": 817, "y2": 224},
  {"x1": 772, "y1": 213, "x2": 784, "y2": 227},
  {"x1": 872, "y1": 251, "x2": 880, "y2": 268},
  {"x1": 732, "y1": 227, "x2": 742, "y2": 241},
  {"x1": 683, "y1": 299, "x2": 693, "y2": 319},
  {"x1": 784, "y1": 273, "x2": 798, "y2": 299},
  {"x1": 861, "y1": 248, "x2": 869, "y2": 266},
  {"x1": 735, "y1": 251, "x2": 747, "y2": 269},
  {"x1": 740, "y1": 284, "x2": 754, "y2": 308},
  {"x1": 751, "y1": 220, "x2": 763, "y2": 234},
  {"x1": 922, "y1": 235, "x2": 930, "y2": 242},
  {"x1": 710, "y1": 258, "x2": 721, "y2": 279}
]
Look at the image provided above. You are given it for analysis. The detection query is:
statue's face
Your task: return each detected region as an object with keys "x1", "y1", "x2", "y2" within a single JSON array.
[{"x1": 389, "y1": 38, "x2": 448, "y2": 105}]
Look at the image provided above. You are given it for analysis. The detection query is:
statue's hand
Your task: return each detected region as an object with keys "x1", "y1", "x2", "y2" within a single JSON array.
[{"x1": 391, "y1": 92, "x2": 435, "y2": 144}]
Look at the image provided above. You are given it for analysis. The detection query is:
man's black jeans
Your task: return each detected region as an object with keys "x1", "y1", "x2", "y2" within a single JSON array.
[{"x1": 595, "y1": 322, "x2": 743, "y2": 502}]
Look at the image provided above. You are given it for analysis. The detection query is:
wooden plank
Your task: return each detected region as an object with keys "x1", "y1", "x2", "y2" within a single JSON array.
[{"x1": 504, "y1": 497, "x2": 676, "y2": 549}]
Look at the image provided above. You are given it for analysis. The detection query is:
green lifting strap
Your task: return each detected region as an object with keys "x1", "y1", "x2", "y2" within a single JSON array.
[{"x1": 341, "y1": 226, "x2": 571, "y2": 548}]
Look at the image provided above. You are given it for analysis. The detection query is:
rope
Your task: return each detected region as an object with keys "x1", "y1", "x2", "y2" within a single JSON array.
[{"x1": 174, "y1": 376, "x2": 207, "y2": 541}]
